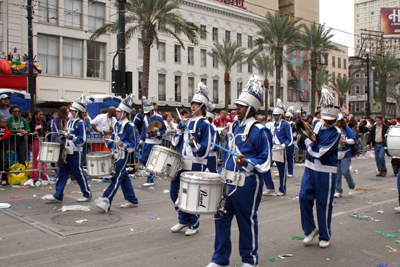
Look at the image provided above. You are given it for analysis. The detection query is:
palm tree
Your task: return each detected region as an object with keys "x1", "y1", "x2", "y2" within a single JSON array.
[
  {"x1": 251, "y1": 53, "x2": 275, "y2": 118},
  {"x1": 330, "y1": 75, "x2": 356, "y2": 108},
  {"x1": 299, "y1": 22, "x2": 342, "y2": 113},
  {"x1": 208, "y1": 40, "x2": 248, "y2": 112},
  {"x1": 253, "y1": 11, "x2": 302, "y2": 101},
  {"x1": 372, "y1": 52, "x2": 399, "y2": 117},
  {"x1": 89, "y1": 0, "x2": 202, "y2": 98},
  {"x1": 314, "y1": 66, "x2": 332, "y2": 102}
]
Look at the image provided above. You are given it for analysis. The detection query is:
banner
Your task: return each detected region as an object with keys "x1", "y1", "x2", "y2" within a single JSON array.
[{"x1": 381, "y1": 8, "x2": 400, "y2": 37}]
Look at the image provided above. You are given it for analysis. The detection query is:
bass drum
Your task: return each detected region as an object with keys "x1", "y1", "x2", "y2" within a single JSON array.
[{"x1": 385, "y1": 126, "x2": 400, "y2": 157}]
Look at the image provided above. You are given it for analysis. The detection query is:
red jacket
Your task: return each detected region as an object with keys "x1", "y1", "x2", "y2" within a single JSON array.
[{"x1": 0, "y1": 126, "x2": 11, "y2": 140}]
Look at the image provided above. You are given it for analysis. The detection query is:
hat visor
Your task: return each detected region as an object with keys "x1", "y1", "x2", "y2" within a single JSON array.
[
  {"x1": 321, "y1": 115, "x2": 338, "y2": 120},
  {"x1": 70, "y1": 107, "x2": 80, "y2": 112}
]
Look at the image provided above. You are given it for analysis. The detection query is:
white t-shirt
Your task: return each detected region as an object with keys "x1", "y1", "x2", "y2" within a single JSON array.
[{"x1": 91, "y1": 113, "x2": 117, "y2": 132}]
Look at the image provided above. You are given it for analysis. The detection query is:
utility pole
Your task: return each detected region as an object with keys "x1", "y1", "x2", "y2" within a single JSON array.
[
  {"x1": 117, "y1": 0, "x2": 126, "y2": 97},
  {"x1": 27, "y1": 0, "x2": 35, "y2": 111}
]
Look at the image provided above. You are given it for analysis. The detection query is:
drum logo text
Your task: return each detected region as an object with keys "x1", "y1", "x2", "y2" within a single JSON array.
[
  {"x1": 199, "y1": 188, "x2": 208, "y2": 208},
  {"x1": 101, "y1": 162, "x2": 105, "y2": 173}
]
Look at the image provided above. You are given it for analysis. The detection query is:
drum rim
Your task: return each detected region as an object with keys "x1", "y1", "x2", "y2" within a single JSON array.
[
  {"x1": 87, "y1": 151, "x2": 113, "y2": 157},
  {"x1": 181, "y1": 171, "x2": 222, "y2": 179},
  {"x1": 41, "y1": 142, "x2": 61, "y2": 146},
  {"x1": 152, "y1": 145, "x2": 183, "y2": 158}
]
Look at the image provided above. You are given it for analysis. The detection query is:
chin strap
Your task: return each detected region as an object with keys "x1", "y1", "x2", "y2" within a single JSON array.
[
  {"x1": 191, "y1": 103, "x2": 204, "y2": 116},
  {"x1": 239, "y1": 105, "x2": 253, "y2": 127},
  {"x1": 321, "y1": 118, "x2": 338, "y2": 128}
]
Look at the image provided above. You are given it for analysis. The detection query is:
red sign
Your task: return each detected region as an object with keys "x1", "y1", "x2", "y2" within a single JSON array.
[
  {"x1": 215, "y1": 0, "x2": 247, "y2": 9},
  {"x1": 381, "y1": 8, "x2": 400, "y2": 37}
]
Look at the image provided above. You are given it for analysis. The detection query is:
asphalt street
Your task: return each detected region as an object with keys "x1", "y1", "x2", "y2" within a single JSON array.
[{"x1": 0, "y1": 156, "x2": 399, "y2": 267}]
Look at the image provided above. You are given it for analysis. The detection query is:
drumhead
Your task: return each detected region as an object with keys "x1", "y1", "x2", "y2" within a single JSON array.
[
  {"x1": 181, "y1": 171, "x2": 221, "y2": 180},
  {"x1": 385, "y1": 126, "x2": 400, "y2": 157},
  {"x1": 152, "y1": 145, "x2": 183, "y2": 158},
  {"x1": 87, "y1": 151, "x2": 112, "y2": 158}
]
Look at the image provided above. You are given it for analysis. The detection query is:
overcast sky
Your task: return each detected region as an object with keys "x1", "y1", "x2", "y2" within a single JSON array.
[{"x1": 320, "y1": 0, "x2": 355, "y2": 56}]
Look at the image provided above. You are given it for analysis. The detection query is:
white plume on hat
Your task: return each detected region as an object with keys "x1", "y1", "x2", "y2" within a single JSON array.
[
  {"x1": 191, "y1": 82, "x2": 210, "y2": 107},
  {"x1": 70, "y1": 94, "x2": 92, "y2": 112},
  {"x1": 142, "y1": 96, "x2": 154, "y2": 114},
  {"x1": 285, "y1": 106, "x2": 296, "y2": 118},
  {"x1": 320, "y1": 86, "x2": 340, "y2": 120},
  {"x1": 117, "y1": 94, "x2": 135, "y2": 114},
  {"x1": 272, "y1": 98, "x2": 285, "y2": 116},
  {"x1": 235, "y1": 75, "x2": 264, "y2": 112}
]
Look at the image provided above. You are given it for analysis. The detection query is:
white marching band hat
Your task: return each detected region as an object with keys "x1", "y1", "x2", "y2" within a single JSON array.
[
  {"x1": 320, "y1": 86, "x2": 340, "y2": 120},
  {"x1": 117, "y1": 94, "x2": 135, "y2": 114},
  {"x1": 285, "y1": 106, "x2": 296, "y2": 118},
  {"x1": 142, "y1": 96, "x2": 154, "y2": 114},
  {"x1": 206, "y1": 102, "x2": 216, "y2": 120},
  {"x1": 192, "y1": 82, "x2": 210, "y2": 106},
  {"x1": 272, "y1": 98, "x2": 285, "y2": 116},
  {"x1": 235, "y1": 75, "x2": 264, "y2": 112},
  {"x1": 70, "y1": 94, "x2": 92, "y2": 112}
]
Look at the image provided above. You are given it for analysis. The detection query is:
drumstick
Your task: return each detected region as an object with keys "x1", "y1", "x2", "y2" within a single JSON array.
[
  {"x1": 176, "y1": 108, "x2": 199, "y2": 150},
  {"x1": 105, "y1": 138, "x2": 129, "y2": 146},
  {"x1": 213, "y1": 143, "x2": 255, "y2": 166}
]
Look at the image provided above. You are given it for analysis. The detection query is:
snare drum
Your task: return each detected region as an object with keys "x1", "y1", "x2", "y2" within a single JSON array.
[
  {"x1": 385, "y1": 126, "x2": 400, "y2": 157},
  {"x1": 177, "y1": 172, "x2": 223, "y2": 215},
  {"x1": 39, "y1": 142, "x2": 61, "y2": 163},
  {"x1": 146, "y1": 145, "x2": 183, "y2": 180},
  {"x1": 86, "y1": 152, "x2": 114, "y2": 177},
  {"x1": 272, "y1": 144, "x2": 285, "y2": 163}
]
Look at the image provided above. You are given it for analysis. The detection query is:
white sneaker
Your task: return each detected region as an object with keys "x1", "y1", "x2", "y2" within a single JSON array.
[
  {"x1": 263, "y1": 189, "x2": 275, "y2": 196},
  {"x1": 334, "y1": 192, "x2": 342, "y2": 198},
  {"x1": 319, "y1": 240, "x2": 330, "y2": 248},
  {"x1": 43, "y1": 194, "x2": 61, "y2": 203},
  {"x1": 1, "y1": 180, "x2": 6, "y2": 185},
  {"x1": 288, "y1": 174, "x2": 293, "y2": 178},
  {"x1": 205, "y1": 263, "x2": 229, "y2": 267},
  {"x1": 77, "y1": 197, "x2": 91, "y2": 202},
  {"x1": 185, "y1": 228, "x2": 199, "y2": 236},
  {"x1": 171, "y1": 223, "x2": 188, "y2": 233},
  {"x1": 395, "y1": 206, "x2": 400, "y2": 213},
  {"x1": 277, "y1": 192, "x2": 285, "y2": 196},
  {"x1": 95, "y1": 197, "x2": 110, "y2": 212},
  {"x1": 348, "y1": 188, "x2": 356, "y2": 196},
  {"x1": 142, "y1": 182, "x2": 154, "y2": 187},
  {"x1": 274, "y1": 173, "x2": 280, "y2": 177},
  {"x1": 120, "y1": 202, "x2": 138, "y2": 208},
  {"x1": 303, "y1": 228, "x2": 319, "y2": 245}
]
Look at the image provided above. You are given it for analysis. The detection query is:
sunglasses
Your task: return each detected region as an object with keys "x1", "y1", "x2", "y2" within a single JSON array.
[{"x1": 13, "y1": 110, "x2": 21, "y2": 113}]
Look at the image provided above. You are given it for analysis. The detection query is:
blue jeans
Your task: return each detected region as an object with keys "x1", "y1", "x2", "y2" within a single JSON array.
[
  {"x1": 375, "y1": 143, "x2": 387, "y2": 173},
  {"x1": 336, "y1": 157, "x2": 356, "y2": 194}
]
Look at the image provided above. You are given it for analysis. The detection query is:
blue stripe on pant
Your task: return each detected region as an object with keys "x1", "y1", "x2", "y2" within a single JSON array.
[
  {"x1": 141, "y1": 143, "x2": 156, "y2": 183},
  {"x1": 211, "y1": 174, "x2": 263, "y2": 266},
  {"x1": 262, "y1": 170, "x2": 274, "y2": 190},
  {"x1": 103, "y1": 154, "x2": 138, "y2": 206},
  {"x1": 207, "y1": 156, "x2": 217, "y2": 173},
  {"x1": 299, "y1": 168, "x2": 336, "y2": 241},
  {"x1": 170, "y1": 164, "x2": 203, "y2": 230},
  {"x1": 54, "y1": 151, "x2": 91, "y2": 201},
  {"x1": 287, "y1": 145, "x2": 295, "y2": 175},
  {"x1": 276, "y1": 149, "x2": 287, "y2": 194}
]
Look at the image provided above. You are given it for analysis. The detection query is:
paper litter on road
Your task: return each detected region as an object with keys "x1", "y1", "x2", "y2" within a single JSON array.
[
  {"x1": 75, "y1": 219, "x2": 88, "y2": 224},
  {"x1": 61, "y1": 205, "x2": 91, "y2": 212},
  {"x1": 377, "y1": 210, "x2": 384, "y2": 214},
  {"x1": 0, "y1": 203, "x2": 11, "y2": 209},
  {"x1": 163, "y1": 189, "x2": 169, "y2": 193},
  {"x1": 278, "y1": 254, "x2": 293, "y2": 259},
  {"x1": 386, "y1": 246, "x2": 398, "y2": 253}
]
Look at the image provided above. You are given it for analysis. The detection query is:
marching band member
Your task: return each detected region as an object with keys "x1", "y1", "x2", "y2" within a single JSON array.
[
  {"x1": 95, "y1": 94, "x2": 139, "y2": 212},
  {"x1": 206, "y1": 103, "x2": 219, "y2": 173},
  {"x1": 297, "y1": 88, "x2": 341, "y2": 248},
  {"x1": 139, "y1": 98, "x2": 167, "y2": 187},
  {"x1": 207, "y1": 76, "x2": 272, "y2": 267},
  {"x1": 272, "y1": 99, "x2": 293, "y2": 196},
  {"x1": 170, "y1": 82, "x2": 212, "y2": 236},
  {"x1": 43, "y1": 95, "x2": 92, "y2": 203},
  {"x1": 285, "y1": 106, "x2": 297, "y2": 178}
]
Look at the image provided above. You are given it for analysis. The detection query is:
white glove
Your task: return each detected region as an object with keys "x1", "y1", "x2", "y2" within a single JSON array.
[{"x1": 281, "y1": 144, "x2": 286, "y2": 149}]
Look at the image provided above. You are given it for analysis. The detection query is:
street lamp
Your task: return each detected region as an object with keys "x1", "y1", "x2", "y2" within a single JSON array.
[{"x1": 365, "y1": 48, "x2": 371, "y2": 117}]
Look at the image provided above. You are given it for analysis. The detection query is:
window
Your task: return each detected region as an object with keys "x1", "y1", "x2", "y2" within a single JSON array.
[
  {"x1": 304, "y1": 50, "x2": 308, "y2": 60},
  {"x1": 213, "y1": 80, "x2": 219, "y2": 103},
  {"x1": 364, "y1": 72, "x2": 368, "y2": 78},
  {"x1": 344, "y1": 59, "x2": 347, "y2": 70},
  {"x1": 174, "y1": 45, "x2": 181, "y2": 63},
  {"x1": 364, "y1": 85, "x2": 368, "y2": 93},
  {"x1": 138, "y1": 72, "x2": 143, "y2": 99},
  {"x1": 355, "y1": 73, "x2": 360, "y2": 78},
  {"x1": 338, "y1": 57, "x2": 341, "y2": 69},
  {"x1": 356, "y1": 85, "x2": 360, "y2": 94},
  {"x1": 200, "y1": 25, "x2": 206, "y2": 39},
  {"x1": 138, "y1": 39, "x2": 144, "y2": 58},
  {"x1": 288, "y1": 88, "x2": 293, "y2": 101},
  {"x1": 332, "y1": 56, "x2": 335, "y2": 67},
  {"x1": 237, "y1": 61, "x2": 242, "y2": 72},
  {"x1": 237, "y1": 81, "x2": 243, "y2": 98},
  {"x1": 63, "y1": 38, "x2": 82, "y2": 76},
  {"x1": 225, "y1": 31, "x2": 230, "y2": 42},
  {"x1": 296, "y1": 50, "x2": 300, "y2": 59},
  {"x1": 288, "y1": 70, "x2": 292, "y2": 80},
  {"x1": 304, "y1": 91, "x2": 308, "y2": 101},
  {"x1": 188, "y1": 47, "x2": 194, "y2": 65},
  {"x1": 304, "y1": 70, "x2": 308, "y2": 81},
  {"x1": 213, "y1": 52, "x2": 218, "y2": 68},
  {"x1": 65, "y1": 0, "x2": 82, "y2": 28},
  {"x1": 37, "y1": 35, "x2": 58, "y2": 75},
  {"x1": 175, "y1": 76, "x2": 181, "y2": 102},
  {"x1": 158, "y1": 42, "x2": 165, "y2": 61},
  {"x1": 338, "y1": 73, "x2": 341, "y2": 78},
  {"x1": 248, "y1": 36, "x2": 253, "y2": 48},
  {"x1": 296, "y1": 66, "x2": 301, "y2": 79},
  {"x1": 158, "y1": 23, "x2": 164, "y2": 31},
  {"x1": 201, "y1": 78, "x2": 207, "y2": 85},
  {"x1": 349, "y1": 88, "x2": 352, "y2": 95},
  {"x1": 196, "y1": 49, "x2": 205, "y2": 67},
  {"x1": 188, "y1": 77, "x2": 195, "y2": 101},
  {"x1": 38, "y1": 0, "x2": 57, "y2": 24},
  {"x1": 248, "y1": 63, "x2": 253, "y2": 73},
  {"x1": 237, "y1": 33, "x2": 242, "y2": 47},
  {"x1": 87, "y1": 42, "x2": 104, "y2": 78},
  {"x1": 356, "y1": 103, "x2": 360, "y2": 112},
  {"x1": 332, "y1": 72, "x2": 335, "y2": 79},
  {"x1": 88, "y1": 1, "x2": 104, "y2": 30},
  {"x1": 158, "y1": 74, "x2": 166, "y2": 101},
  {"x1": 213, "y1": 28, "x2": 218, "y2": 42}
]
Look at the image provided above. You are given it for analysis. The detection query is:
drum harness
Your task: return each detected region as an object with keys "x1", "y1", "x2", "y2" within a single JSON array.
[{"x1": 109, "y1": 120, "x2": 132, "y2": 163}]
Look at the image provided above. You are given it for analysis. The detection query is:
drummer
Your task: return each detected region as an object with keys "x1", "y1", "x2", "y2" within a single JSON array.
[
  {"x1": 170, "y1": 82, "x2": 212, "y2": 236},
  {"x1": 95, "y1": 94, "x2": 139, "y2": 212},
  {"x1": 206, "y1": 76, "x2": 272, "y2": 267},
  {"x1": 43, "y1": 95, "x2": 92, "y2": 203},
  {"x1": 285, "y1": 107, "x2": 297, "y2": 178},
  {"x1": 139, "y1": 98, "x2": 167, "y2": 187},
  {"x1": 272, "y1": 99, "x2": 293, "y2": 196},
  {"x1": 206, "y1": 103, "x2": 219, "y2": 173}
]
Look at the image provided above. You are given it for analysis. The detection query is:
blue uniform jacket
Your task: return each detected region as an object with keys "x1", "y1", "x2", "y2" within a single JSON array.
[
  {"x1": 289, "y1": 122, "x2": 297, "y2": 144},
  {"x1": 66, "y1": 118, "x2": 86, "y2": 148},
  {"x1": 222, "y1": 118, "x2": 272, "y2": 176},
  {"x1": 298, "y1": 122, "x2": 340, "y2": 173},
  {"x1": 172, "y1": 116, "x2": 211, "y2": 165},
  {"x1": 338, "y1": 126, "x2": 356, "y2": 159},
  {"x1": 140, "y1": 113, "x2": 167, "y2": 144},
  {"x1": 106, "y1": 118, "x2": 137, "y2": 154},
  {"x1": 273, "y1": 120, "x2": 293, "y2": 147}
]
